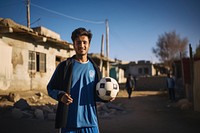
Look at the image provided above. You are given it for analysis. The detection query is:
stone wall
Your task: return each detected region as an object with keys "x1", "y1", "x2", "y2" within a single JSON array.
[
  {"x1": 119, "y1": 76, "x2": 168, "y2": 91},
  {"x1": 136, "y1": 76, "x2": 167, "y2": 91}
]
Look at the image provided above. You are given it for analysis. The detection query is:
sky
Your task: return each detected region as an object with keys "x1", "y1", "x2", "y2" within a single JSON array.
[{"x1": 0, "y1": 0, "x2": 200, "y2": 63}]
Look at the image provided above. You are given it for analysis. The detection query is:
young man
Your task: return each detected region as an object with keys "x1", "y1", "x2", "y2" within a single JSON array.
[
  {"x1": 47, "y1": 28, "x2": 103, "y2": 133},
  {"x1": 166, "y1": 73, "x2": 176, "y2": 101},
  {"x1": 126, "y1": 74, "x2": 134, "y2": 99}
]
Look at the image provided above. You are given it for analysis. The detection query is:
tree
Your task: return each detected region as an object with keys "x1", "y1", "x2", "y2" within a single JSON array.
[{"x1": 152, "y1": 31, "x2": 188, "y2": 71}]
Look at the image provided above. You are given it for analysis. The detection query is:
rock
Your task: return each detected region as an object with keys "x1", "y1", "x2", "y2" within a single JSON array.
[
  {"x1": 41, "y1": 105, "x2": 54, "y2": 113},
  {"x1": 11, "y1": 108, "x2": 23, "y2": 119},
  {"x1": 8, "y1": 92, "x2": 20, "y2": 102},
  {"x1": 99, "y1": 112, "x2": 110, "y2": 118},
  {"x1": 34, "y1": 109, "x2": 44, "y2": 120},
  {"x1": 101, "y1": 103, "x2": 110, "y2": 112},
  {"x1": 106, "y1": 102, "x2": 124, "y2": 111},
  {"x1": 14, "y1": 98, "x2": 31, "y2": 110},
  {"x1": 181, "y1": 103, "x2": 192, "y2": 110},
  {"x1": 22, "y1": 110, "x2": 34, "y2": 119},
  {"x1": 47, "y1": 113, "x2": 56, "y2": 120},
  {"x1": 176, "y1": 98, "x2": 192, "y2": 110},
  {"x1": 96, "y1": 102, "x2": 125, "y2": 119}
]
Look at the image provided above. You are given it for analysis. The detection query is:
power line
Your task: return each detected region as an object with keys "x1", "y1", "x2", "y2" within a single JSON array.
[
  {"x1": 30, "y1": 18, "x2": 41, "y2": 26},
  {"x1": 30, "y1": 3, "x2": 105, "y2": 24},
  {"x1": 29, "y1": 2, "x2": 110, "y2": 74}
]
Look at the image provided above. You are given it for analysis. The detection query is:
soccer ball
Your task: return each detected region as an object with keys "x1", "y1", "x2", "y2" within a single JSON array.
[{"x1": 96, "y1": 77, "x2": 119, "y2": 101}]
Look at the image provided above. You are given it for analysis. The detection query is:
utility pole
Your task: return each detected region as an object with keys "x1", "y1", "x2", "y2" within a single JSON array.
[
  {"x1": 106, "y1": 19, "x2": 109, "y2": 77},
  {"x1": 100, "y1": 34, "x2": 104, "y2": 73},
  {"x1": 26, "y1": 0, "x2": 30, "y2": 28},
  {"x1": 189, "y1": 44, "x2": 194, "y2": 105}
]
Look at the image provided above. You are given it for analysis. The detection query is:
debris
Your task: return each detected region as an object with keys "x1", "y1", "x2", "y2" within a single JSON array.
[{"x1": 14, "y1": 98, "x2": 31, "y2": 110}]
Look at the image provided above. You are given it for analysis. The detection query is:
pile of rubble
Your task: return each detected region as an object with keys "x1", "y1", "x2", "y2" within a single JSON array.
[
  {"x1": 167, "y1": 98, "x2": 193, "y2": 110},
  {"x1": 0, "y1": 92, "x2": 57, "y2": 120},
  {"x1": 0, "y1": 91, "x2": 125, "y2": 121},
  {"x1": 97, "y1": 102, "x2": 126, "y2": 118}
]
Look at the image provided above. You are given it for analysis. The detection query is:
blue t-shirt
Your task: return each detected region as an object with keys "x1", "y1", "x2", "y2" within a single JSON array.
[{"x1": 66, "y1": 59, "x2": 98, "y2": 128}]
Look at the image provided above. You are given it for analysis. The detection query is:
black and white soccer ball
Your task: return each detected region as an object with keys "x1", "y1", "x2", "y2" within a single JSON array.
[{"x1": 96, "y1": 77, "x2": 119, "y2": 101}]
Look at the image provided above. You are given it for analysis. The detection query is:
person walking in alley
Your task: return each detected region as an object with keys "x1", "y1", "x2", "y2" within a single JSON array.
[
  {"x1": 47, "y1": 27, "x2": 113, "y2": 133},
  {"x1": 126, "y1": 74, "x2": 135, "y2": 99},
  {"x1": 166, "y1": 73, "x2": 176, "y2": 101},
  {"x1": 133, "y1": 76, "x2": 137, "y2": 90}
]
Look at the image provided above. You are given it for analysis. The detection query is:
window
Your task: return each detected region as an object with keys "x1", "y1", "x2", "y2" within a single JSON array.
[
  {"x1": 37, "y1": 52, "x2": 46, "y2": 72},
  {"x1": 28, "y1": 51, "x2": 36, "y2": 71},
  {"x1": 56, "y1": 56, "x2": 62, "y2": 67},
  {"x1": 138, "y1": 68, "x2": 142, "y2": 74},
  {"x1": 144, "y1": 67, "x2": 149, "y2": 74},
  {"x1": 55, "y1": 56, "x2": 66, "y2": 67},
  {"x1": 29, "y1": 51, "x2": 46, "y2": 72}
]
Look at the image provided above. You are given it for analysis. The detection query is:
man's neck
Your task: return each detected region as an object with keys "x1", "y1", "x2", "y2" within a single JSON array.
[{"x1": 75, "y1": 54, "x2": 88, "y2": 63}]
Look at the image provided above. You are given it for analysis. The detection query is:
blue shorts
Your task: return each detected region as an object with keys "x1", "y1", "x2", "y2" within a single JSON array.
[{"x1": 61, "y1": 127, "x2": 99, "y2": 133}]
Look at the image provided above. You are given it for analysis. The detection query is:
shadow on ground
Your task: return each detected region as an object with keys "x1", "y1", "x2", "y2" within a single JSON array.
[{"x1": 0, "y1": 91, "x2": 200, "y2": 133}]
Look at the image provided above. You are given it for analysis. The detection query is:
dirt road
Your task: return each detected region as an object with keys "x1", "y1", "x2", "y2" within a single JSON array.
[
  {"x1": 99, "y1": 91, "x2": 200, "y2": 133},
  {"x1": 0, "y1": 90, "x2": 200, "y2": 133}
]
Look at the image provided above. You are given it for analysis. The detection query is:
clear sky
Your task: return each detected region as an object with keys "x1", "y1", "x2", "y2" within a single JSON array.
[{"x1": 0, "y1": 0, "x2": 200, "y2": 63}]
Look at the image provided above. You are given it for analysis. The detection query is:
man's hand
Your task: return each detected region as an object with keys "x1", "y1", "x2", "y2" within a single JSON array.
[{"x1": 61, "y1": 93, "x2": 73, "y2": 105}]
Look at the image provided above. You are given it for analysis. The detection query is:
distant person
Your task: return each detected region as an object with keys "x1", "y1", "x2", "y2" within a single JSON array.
[
  {"x1": 126, "y1": 74, "x2": 135, "y2": 99},
  {"x1": 166, "y1": 73, "x2": 175, "y2": 101},
  {"x1": 47, "y1": 27, "x2": 114, "y2": 133},
  {"x1": 133, "y1": 76, "x2": 137, "y2": 90}
]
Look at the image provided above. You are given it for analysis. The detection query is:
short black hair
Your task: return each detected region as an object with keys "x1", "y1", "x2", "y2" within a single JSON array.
[{"x1": 71, "y1": 27, "x2": 92, "y2": 43}]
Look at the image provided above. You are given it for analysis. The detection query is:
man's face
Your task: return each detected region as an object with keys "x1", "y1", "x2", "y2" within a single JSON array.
[{"x1": 73, "y1": 35, "x2": 90, "y2": 56}]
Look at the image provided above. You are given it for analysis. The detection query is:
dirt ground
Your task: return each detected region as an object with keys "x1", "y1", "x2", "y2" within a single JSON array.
[{"x1": 0, "y1": 90, "x2": 200, "y2": 133}]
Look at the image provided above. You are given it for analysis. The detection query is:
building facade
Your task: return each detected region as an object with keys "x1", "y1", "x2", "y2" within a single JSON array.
[
  {"x1": 122, "y1": 60, "x2": 156, "y2": 78},
  {"x1": 0, "y1": 18, "x2": 74, "y2": 91}
]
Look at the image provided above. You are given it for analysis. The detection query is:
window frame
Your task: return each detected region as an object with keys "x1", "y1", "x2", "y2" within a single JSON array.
[{"x1": 28, "y1": 51, "x2": 46, "y2": 73}]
